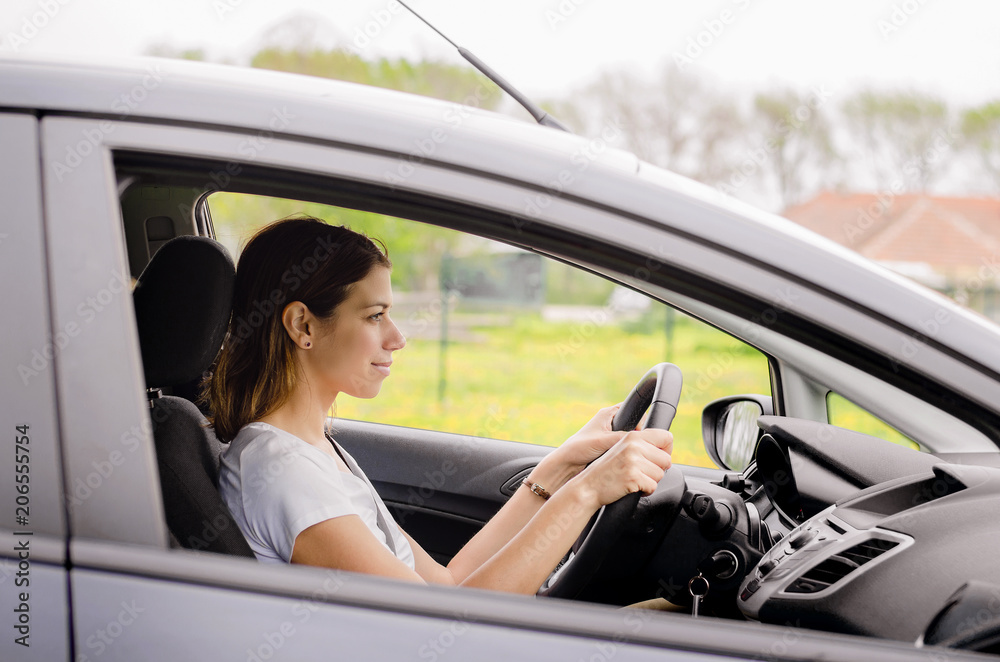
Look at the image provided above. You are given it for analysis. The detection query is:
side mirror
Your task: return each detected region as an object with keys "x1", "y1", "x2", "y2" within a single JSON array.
[{"x1": 702, "y1": 395, "x2": 773, "y2": 471}]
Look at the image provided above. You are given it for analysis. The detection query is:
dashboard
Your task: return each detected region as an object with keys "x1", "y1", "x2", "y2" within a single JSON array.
[{"x1": 742, "y1": 420, "x2": 1000, "y2": 644}]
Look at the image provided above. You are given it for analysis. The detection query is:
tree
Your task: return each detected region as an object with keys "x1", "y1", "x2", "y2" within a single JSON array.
[
  {"x1": 750, "y1": 89, "x2": 837, "y2": 207},
  {"x1": 841, "y1": 91, "x2": 951, "y2": 192},
  {"x1": 144, "y1": 44, "x2": 206, "y2": 61},
  {"x1": 962, "y1": 101, "x2": 1000, "y2": 194},
  {"x1": 250, "y1": 47, "x2": 503, "y2": 111},
  {"x1": 573, "y1": 65, "x2": 743, "y2": 184}
]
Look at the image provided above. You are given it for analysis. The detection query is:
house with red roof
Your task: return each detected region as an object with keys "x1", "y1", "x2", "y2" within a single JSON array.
[{"x1": 783, "y1": 192, "x2": 1000, "y2": 318}]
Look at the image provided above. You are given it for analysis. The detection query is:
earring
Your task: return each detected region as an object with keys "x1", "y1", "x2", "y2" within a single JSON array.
[{"x1": 305, "y1": 341, "x2": 311, "y2": 348}]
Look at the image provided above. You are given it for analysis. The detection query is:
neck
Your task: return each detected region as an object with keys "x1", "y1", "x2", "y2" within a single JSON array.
[{"x1": 259, "y1": 382, "x2": 337, "y2": 449}]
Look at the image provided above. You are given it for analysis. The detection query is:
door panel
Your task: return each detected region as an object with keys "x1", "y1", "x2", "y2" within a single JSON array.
[
  {"x1": 68, "y1": 541, "x2": 728, "y2": 662},
  {"x1": 334, "y1": 419, "x2": 550, "y2": 560},
  {"x1": 69, "y1": 539, "x2": 947, "y2": 662}
]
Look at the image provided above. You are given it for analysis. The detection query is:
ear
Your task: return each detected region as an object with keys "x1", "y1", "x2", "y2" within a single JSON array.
[{"x1": 282, "y1": 301, "x2": 315, "y2": 349}]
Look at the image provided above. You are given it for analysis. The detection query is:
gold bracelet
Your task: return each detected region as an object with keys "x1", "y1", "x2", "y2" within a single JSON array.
[{"x1": 522, "y1": 477, "x2": 551, "y2": 500}]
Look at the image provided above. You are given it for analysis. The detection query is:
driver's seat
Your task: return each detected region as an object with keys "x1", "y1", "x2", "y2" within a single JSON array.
[{"x1": 133, "y1": 235, "x2": 255, "y2": 558}]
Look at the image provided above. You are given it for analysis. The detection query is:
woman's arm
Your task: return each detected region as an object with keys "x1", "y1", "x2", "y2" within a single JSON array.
[
  {"x1": 449, "y1": 426, "x2": 673, "y2": 592},
  {"x1": 291, "y1": 514, "x2": 427, "y2": 582},
  {"x1": 292, "y1": 414, "x2": 673, "y2": 595},
  {"x1": 291, "y1": 478, "x2": 603, "y2": 594},
  {"x1": 436, "y1": 404, "x2": 631, "y2": 585}
]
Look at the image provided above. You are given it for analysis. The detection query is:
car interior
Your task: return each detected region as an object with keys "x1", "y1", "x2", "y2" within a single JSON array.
[{"x1": 114, "y1": 150, "x2": 1000, "y2": 656}]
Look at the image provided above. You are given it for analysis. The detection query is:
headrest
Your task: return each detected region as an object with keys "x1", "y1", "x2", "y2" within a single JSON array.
[{"x1": 133, "y1": 235, "x2": 235, "y2": 389}]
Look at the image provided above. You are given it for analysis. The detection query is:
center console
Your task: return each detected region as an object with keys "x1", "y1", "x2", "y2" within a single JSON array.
[{"x1": 738, "y1": 463, "x2": 1000, "y2": 641}]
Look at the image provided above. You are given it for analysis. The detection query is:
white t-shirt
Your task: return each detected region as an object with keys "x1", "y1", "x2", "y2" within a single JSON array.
[{"x1": 219, "y1": 421, "x2": 414, "y2": 568}]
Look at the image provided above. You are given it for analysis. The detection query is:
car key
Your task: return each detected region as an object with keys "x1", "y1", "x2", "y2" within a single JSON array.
[{"x1": 688, "y1": 573, "x2": 710, "y2": 617}]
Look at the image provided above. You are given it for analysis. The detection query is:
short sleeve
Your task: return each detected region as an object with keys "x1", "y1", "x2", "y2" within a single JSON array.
[{"x1": 237, "y1": 437, "x2": 360, "y2": 562}]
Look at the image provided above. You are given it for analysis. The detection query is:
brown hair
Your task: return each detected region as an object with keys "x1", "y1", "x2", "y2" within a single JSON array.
[{"x1": 206, "y1": 216, "x2": 390, "y2": 442}]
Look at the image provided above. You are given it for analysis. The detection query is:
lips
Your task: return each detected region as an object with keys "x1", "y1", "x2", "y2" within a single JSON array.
[{"x1": 372, "y1": 361, "x2": 392, "y2": 376}]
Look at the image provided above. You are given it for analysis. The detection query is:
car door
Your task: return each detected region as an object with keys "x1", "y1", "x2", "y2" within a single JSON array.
[{"x1": 40, "y1": 113, "x2": 764, "y2": 662}]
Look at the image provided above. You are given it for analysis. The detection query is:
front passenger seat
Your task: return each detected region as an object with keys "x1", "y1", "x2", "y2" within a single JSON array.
[{"x1": 132, "y1": 235, "x2": 255, "y2": 558}]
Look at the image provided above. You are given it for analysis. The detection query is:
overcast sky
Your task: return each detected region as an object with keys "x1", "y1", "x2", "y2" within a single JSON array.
[{"x1": 3, "y1": 0, "x2": 1000, "y2": 108}]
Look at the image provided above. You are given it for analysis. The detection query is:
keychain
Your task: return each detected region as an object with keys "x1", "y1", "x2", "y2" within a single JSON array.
[{"x1": 688, "y1": 572, "x2": 710, "y2": 617}]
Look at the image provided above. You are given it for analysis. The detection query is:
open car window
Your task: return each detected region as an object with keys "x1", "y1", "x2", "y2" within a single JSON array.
[{"x1": 207, "y1": 191, "x2": 772, "y2": 469}]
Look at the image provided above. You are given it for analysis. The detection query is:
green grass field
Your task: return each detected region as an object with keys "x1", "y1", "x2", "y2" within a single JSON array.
[{"x1": 334, "y1": 312, "x2": 772, "y2": 468}]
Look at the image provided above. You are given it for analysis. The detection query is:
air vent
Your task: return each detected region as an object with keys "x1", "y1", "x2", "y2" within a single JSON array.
[
  {"x1": 786, "y1": 539, "x2": 898, "y2": 594},
  {"x1": 839, "y1": 538, "x2": 898, "y2": 565}
]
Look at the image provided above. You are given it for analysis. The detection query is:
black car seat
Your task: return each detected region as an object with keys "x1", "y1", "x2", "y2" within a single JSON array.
[{"x1": 132, "y1": 235, "x2": 255, "y2": 558}]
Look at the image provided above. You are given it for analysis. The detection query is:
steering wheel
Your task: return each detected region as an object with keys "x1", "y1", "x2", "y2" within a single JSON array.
[{"x1": 538, "y1": 363, "x2": 686, "y2": 600}]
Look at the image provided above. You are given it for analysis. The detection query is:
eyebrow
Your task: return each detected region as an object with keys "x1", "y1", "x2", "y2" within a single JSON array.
[{"x1": 361, "y1": 302, "x2": 390, "y2": 310}]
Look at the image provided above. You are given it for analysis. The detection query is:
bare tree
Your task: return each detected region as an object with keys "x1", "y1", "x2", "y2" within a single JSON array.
[
  {"x1": 842, "y1": 90, "x2": 951, "y2": 192},
  {"x1": 750, "y1": 89, "x2": 837, "y2": 207},
  {"x1": 962, "y1": 101, "x2": 1000, "y2": 194},
  {"x1": 573, "y1": 64, "x2": 743, "y2": 184}
]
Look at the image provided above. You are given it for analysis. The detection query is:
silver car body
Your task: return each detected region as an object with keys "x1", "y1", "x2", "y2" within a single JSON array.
[{"x1": 1, "y1": 55, "x2": 996, "y2": 661}]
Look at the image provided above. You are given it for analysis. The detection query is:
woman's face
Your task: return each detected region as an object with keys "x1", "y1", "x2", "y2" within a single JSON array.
[{"x1": 310, "y1": 266, "x2": 406, "y2": 400}]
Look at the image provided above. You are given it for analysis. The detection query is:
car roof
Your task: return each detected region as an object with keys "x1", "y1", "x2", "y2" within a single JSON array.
[
  {"x1": 0, "y1": 54, "x2": 639, "y2": 180},
  {"x1": 4, "y1": 54, "x2": 1000, "y2": 382}
]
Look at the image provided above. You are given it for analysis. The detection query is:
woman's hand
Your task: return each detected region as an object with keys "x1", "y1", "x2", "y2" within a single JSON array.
[
  {"x1": 567, "y1": 428, "x2": 674, "y2": 509},
  {"x1": 528, "y1": 405, "x2": 629, "y2": 492}
]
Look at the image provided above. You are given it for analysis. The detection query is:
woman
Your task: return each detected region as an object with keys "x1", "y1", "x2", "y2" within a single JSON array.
[{"x1": 211, "y1": 216, "x2": 672, "y2": 594}]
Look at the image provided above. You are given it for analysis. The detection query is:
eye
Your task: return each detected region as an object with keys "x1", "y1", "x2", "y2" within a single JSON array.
[{"x1": 369, "y1": 312, "x2": 384, "y2": 322}]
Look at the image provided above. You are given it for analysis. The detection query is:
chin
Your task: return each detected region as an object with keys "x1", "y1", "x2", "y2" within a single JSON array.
[{"x1": 348, "y1": 383, "x2": 384, "y2": 400}]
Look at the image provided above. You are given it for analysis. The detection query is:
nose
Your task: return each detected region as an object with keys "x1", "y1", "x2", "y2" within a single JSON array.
[{"x1": 385, "y1": 317, "x2": 406, "y2": 351}]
